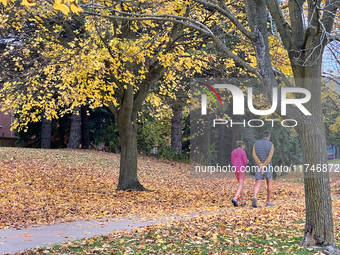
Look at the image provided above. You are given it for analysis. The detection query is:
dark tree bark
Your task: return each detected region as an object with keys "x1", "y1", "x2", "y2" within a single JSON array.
[
  {"x1": 299, "y1": 119, "x2": 334, "y2": 247},
  {"x1": 81, "y1": 106, "x2": 89, "y2": 149},
  {"x1": 217, "y1": 124, "x2": 227, "y2": 165},
  {"x1": 116, "y1": 112, "x2": 145, "y2": 191},
  {"x1": 298, "y1": 37, "x2": 334, "y2": 248},
  {"x1": 114, "y1": 81, "x2": 148, "y2": 191},
  {"x1": 171, "y1": 103, "x2": 183, "y2": 154},
  {"x1": 57, "y1": 115, "x2": 68, "y2": 148},
  {"x1": 202, "y1": 114, "x2": 212, "y2": 166},
  {"x1": 41, "y1": 116, "x2": 51, "y2": 149},
  {"x1": 68, "y1": 106, "x2": 81, "y2": 149},
  {"x1": 231, "y1": 124, "x2": 239, "y2": 151}
]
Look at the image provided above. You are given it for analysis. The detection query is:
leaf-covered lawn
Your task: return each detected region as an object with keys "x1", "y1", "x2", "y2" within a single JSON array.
[
  {"x1": 0, "y1": 147, "x2": 320, "y2": 230},
  {"x1": 2, "y1": 147, "x2": 340, "y2": 254}
]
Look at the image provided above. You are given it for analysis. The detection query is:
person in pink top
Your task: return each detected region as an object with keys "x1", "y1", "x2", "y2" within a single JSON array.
[{"x1": 231, "y1": 141, "x2": 249, "y2": 207}]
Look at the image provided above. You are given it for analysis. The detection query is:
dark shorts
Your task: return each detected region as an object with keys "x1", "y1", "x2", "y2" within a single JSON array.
[{"x1": 254, "y1": 166, "x2": 273, "y2": 180}]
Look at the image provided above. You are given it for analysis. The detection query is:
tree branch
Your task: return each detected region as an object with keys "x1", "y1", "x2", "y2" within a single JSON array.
[
  {"x1": 95, "y1": 23, "x2": 125, "y2": 100},
  {"x1": 105, "y1": 61, "x2": 125, "y2": 98},
  {"x1": 288, "y1": 0, "x2": 305, "y2": 48},
  {"x1": 35, "y1": 16, "x2": 72, "y2": 49},
  {"x1": 192, "y1": 0, "x2": 255, "y2": 39},
  {"x1": 105, "y1": 100, "x2": 119, "y2": 117},
  {"x1": 266, "y1": 0, "x2": 296, "y2": 51},
  {"x1": 83, "y1": 8, "x2": 214, "y2": 34},
  {"x1": 326, "y1": 33, "x2": 340, "y2": 42},
  {"x1": 83, "y1": 10, "x2": 260, "y2": 78},
  {"x1": 307, "y1": 0, "x2": 321, "y2": 30},
  {"x1": 272, "y1": 66, "x2": 295, "y2": 87},
  {"x1": 321, "y1": 0, "x2": 340, "y2": 34}
]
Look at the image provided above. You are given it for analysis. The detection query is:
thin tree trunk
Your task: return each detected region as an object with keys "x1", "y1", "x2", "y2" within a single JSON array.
[
  {"x1": 68, "y1": 106, "x2": 81, "y2": 149},
  {"x1": 41, "y1": 116, "x2": 51, "y2": 149},
  {"x1": 171, "y1": 103, "x2": 183, "y2": 154},
  {"x1": 81, "y1": 106, "x2": 89, "y2": 149},
  {"x1": 58, "y1": 115, "x2": 67, "y2": 148},
  {"x1": 231, "y1": 118, "x2": 240, "y2": 151},
  {"x1": 202, "y1": 114, "x2": 211, "y2": 166},
  {"x1": 217, "y1": 124, "x2": 227, "y2": 165}
]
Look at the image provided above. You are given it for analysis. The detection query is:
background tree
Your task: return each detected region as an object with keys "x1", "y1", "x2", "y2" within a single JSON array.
[
  {"x1": 1, "y1": 0, "x2": 213, "y2": 191},
  {"x1": 81, "y1": 105, "x2": 90, "y2": 149},
  {"x1": 68, "y1": 106, "x2": 81, "y2": 149},
  {"x1": 41, "y1": 116, "x2": 51, "y2": 149}
]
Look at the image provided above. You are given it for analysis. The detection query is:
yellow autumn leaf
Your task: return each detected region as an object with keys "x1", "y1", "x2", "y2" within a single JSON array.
[
  {"x1": 54, "y1": 0, "x2": 69, "y2": 15},
  {"x1": 0, "y1": 0, "x2": 7, "y2": 6},
  {"x1": 70, "y1": 2, "x2": 83, "y2": 14},
  {"x1": 21, "y1": 0, "x2": 36, "y2": 7}
]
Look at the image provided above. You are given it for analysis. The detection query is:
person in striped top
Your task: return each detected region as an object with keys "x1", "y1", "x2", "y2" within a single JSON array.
[{"x1": 252, "y1": 130, "x2": 276, "y2": 208}]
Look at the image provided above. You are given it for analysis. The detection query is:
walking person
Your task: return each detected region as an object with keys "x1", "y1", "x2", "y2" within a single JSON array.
[
  {"x1": 252, "y1": 130, "x2": 275, "y2": 207},
  {"x1": 231, "y1": 141, "x2": 249, "y2": 207}
]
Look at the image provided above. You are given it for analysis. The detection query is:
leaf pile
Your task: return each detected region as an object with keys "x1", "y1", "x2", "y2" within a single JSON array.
[{"x1": 0, "y1": 147, "x2": 314, "y2": 230}]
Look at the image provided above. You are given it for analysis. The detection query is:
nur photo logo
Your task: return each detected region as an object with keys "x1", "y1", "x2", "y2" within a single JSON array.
[
  {"x1": 199, "y1": 83, "x2": 311, "y2": 116},
  {"x1": 197, "y1": 82, "x2": 312, "y2": 128}
]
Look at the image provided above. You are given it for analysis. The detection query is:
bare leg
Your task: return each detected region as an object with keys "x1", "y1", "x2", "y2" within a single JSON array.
[
  {"x1": 266, "y1": 178, "x2": 273, "y2": 203},
  {"x1": 253, "y1": 179, "x2": 262, "y2": 198},
  {"x1": 240, "y1": 183, "x2": 245, "y2": 200},
  {"x1": 235, "y1": 180, "x2": 244, "y2": 198}
]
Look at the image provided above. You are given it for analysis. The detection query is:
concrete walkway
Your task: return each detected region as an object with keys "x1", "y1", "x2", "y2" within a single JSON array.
[
  {"x1": 0, "y1": 212, "x2": 207, "y2": 254},
  {"x1": 0, "y1": 199, "x2": 306, "y2": 254}
]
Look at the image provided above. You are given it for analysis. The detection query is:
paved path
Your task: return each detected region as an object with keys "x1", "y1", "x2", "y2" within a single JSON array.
[
  {"x1": 0, "y1": 212, "x2": 207, "y2": 254},
  {"x1": 0, "y1": 198, "x2": 313, "y2": 254}
]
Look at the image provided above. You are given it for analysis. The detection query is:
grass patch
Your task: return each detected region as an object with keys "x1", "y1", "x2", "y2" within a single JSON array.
[
  {"x1": 279, "y1": 179, "x2": 305, "y2": 184},
  {"x1": 329, "y1": 159, "x2": 340, "y2": 165},
  {"x1": 22, "y1": 216, "x2": 337, "y2": 255}
]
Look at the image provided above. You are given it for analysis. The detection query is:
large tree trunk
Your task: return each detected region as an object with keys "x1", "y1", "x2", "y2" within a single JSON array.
[
  {"x1": 114, "y1": 70, "x2": 148, "y2": 191},
  {"x1": 116, "y1": 111, "x2": 147, "y2": 191},
  {"x1": 41, "y1": 116, "x2": 51, "y2": 149},
  {"x1": 81, "y1": 106, "x2": 89, "y2": 149},
  {"x1": 68, "y1": 106, "x2": 81, "y2": 149},
  {"x1": 298, "y1": 41, "x2": 335, "y2": 248},
  {"x1": 171, "y1": 103, "x2": 183, "y2": 154},
  {"x1": 299, "y1": 121, "x2": 334, "y2": 247}
]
